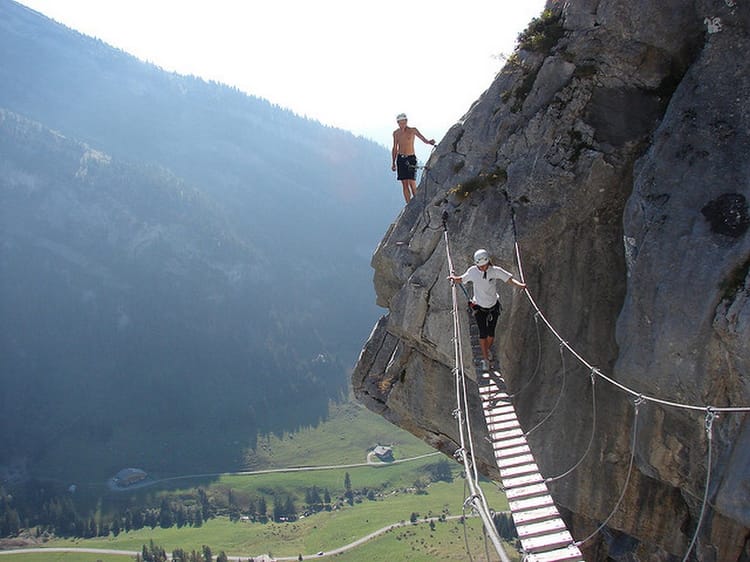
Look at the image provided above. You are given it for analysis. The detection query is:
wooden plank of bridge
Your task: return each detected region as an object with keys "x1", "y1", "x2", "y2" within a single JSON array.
[{"x1": 478, "y1": 370, "x2": 584, "y2": 562}]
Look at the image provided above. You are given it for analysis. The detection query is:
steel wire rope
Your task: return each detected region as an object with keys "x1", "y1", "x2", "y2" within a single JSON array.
[
  {"x1": 505, "y1": 206, "x2": 738, "y2": 555},
  {"x1": 505, "y1": 208, "x2": 750, "y2": 415},
  {"x1": 573, "y1": 396, "x2": 643, "y2": 547},
  {"x1": 524, "y1": 343, "x2": 568, "y2": 437},
  {"x1": 445, "y1": 226, "x2": 483, "y2": 491},
  {"x1": 483, "y1": 522, "x2": 492, "y2": 562},
  {"x1": 486, "y1": 306, "x2": 543, "y2": 406},
  {"x1": 461, "y1": 479, "x2": 476, "y2": 562},
  {"x1": 545, "y1": 371, "x2": 598, "y2": 483},
  {"x1": 502, "y1": 209, "x2": 750, "y2": 562},
  {"x1": 453, "y1": 248, "x2": 507, "y2": 546},
  {"x1": 416, "y1": 146, "x2": 443, "y2": 232},
  {"x1": 681, "y1": 410, "x2": 716, "y2": 562},
  {"x1": 506, "y1": 310, "x2": 543, "y2": 399},
  {"x1": 445, "y1": 222, "x2": 511, "y2": 562}
]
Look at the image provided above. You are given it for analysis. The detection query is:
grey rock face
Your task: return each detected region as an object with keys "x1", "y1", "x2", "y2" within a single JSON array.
[{"x1": 353, "y1": 1, "x2": 749, "y2": 560}]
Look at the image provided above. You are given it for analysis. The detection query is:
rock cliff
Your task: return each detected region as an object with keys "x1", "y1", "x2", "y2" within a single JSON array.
[{"x1": 353, "y1": 1, "x2": 749, "y2": 560}]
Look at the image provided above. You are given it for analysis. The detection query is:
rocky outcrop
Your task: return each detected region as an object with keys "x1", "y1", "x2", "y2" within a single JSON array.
[{"x1": 353, "y1": 1, "x2": 749, "y2": 560}]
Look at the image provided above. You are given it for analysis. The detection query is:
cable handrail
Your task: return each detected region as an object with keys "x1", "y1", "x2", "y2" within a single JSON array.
[
  {"x1": 444, "y1": 225, "x2": 511, "y2": 562},
  {"x1": 512, "y1": 237, "x2": 750, "y2": 414},
  {"x1": 434, "y1": 202, "x2": 746, "y2": 560},
  {"x1": 505, "y1": 209, "x2": 744, "y2": 557}
]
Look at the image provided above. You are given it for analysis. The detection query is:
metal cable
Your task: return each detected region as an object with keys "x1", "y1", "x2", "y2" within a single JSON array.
[
  {"x1": 445, "y1": 225, "x2": 511, "y2": 562},
  {"x1": 507, "y1": 310, "x2": 543, "y2": 398},
  {"x1": 510, "y1": 230, "x2": 750, "y2": 414},
  {"x1": 681, "y1": 411, "x2": 716, "y2": 562},
  {"x1": 524, "y1": 344, "x2": 567, "y2": 437},
  {"x1": 545, "y1": 371, "x2": 598, "y2": 483},
  {"x1": 575, "y1": 396, "x2": 644, "y2": 547}
]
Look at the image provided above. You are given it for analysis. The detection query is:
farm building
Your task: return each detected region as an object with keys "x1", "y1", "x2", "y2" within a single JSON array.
[
  {"x1": 373, "y1": 445, "x2": 394, "y2": 461},
  {"x1": 113, "y1": 467, "x2": 147, "y2": 487}
]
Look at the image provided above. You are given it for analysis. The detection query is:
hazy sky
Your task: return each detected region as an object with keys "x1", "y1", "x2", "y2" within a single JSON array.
[{"x1": 16, "y1": 0, "x2": 546, "y2": 159}]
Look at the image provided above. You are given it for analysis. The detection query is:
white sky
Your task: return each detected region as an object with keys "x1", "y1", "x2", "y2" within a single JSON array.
[{"x1": 16, "y1": 0, "x2": 546, "y2": 159}]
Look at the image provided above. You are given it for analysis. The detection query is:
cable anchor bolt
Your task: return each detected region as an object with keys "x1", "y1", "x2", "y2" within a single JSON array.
[{"x1": 705, "y1": 407, "x2": 717, "y2": 438}]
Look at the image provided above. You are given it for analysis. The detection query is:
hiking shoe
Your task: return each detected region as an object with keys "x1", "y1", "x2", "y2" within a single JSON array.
[{"x1": 479, "y1": 359, "x2": 489, "y2": 372}]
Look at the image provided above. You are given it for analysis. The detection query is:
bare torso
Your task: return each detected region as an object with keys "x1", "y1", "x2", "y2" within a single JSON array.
[{"x1": 393, "y1": 126, "x2": 418, "y2": 155}]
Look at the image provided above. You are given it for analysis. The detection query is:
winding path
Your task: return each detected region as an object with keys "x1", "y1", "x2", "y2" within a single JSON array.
[{"x1": 108, "y1": 451, "x2": 441, "y2": 491}]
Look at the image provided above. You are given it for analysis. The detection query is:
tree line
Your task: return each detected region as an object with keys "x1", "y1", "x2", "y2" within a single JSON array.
[
  {"x1": 2, "y1": 462, "x2": 456, "y2": 539},
  {"x1": 1, "y1": 480, "x2": 343, "y2": 538}
]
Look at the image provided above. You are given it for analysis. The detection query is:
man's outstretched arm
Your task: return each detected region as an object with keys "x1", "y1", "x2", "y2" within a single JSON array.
[{"x1": 414, "y1": 128, "x2": 436, "y2": 145}]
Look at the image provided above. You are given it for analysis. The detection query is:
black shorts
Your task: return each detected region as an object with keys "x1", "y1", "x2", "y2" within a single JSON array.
[
  {"x1": 472, "y1": 301, "x2": 500, "y2": 339},
  {"x1": 396, "y1": 154, "x2": 418, "y2": 180}
]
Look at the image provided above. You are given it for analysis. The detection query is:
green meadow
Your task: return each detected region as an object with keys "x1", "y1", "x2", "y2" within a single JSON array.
[{"x1": 3, "y1": 401, "x2": 515, "y2": 561}]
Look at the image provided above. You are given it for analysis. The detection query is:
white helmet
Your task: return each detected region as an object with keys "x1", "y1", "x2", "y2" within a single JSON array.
[
  {"x1": 473, "y1": 249, "x2": 490, "y2": 266},
  {"x1": 396, "y1": 113, "x2": 408, "y2": 121}
]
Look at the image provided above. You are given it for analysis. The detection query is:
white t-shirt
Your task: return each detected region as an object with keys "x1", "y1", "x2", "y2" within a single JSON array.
[{"x1": 460, "y1": 265, "x2": 513, "y2": 308}]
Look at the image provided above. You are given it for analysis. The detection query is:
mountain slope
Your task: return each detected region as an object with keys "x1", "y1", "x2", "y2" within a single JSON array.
[
  {"x1": 0, "y1": 108, "x2": 343, "y2": 478},
  {"x1": 0, "y1": 0, "x2": 401, "y2": 481}
]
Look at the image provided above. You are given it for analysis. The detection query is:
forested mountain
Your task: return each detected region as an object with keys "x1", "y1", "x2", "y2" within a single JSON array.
[{"x1": 0, "y1": 0, "x2": 400, "y2": 481}]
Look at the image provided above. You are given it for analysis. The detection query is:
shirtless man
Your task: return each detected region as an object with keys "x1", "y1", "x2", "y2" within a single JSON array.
[{"x1": 391, "y1": 113, "x2": 435, "y2": 203}]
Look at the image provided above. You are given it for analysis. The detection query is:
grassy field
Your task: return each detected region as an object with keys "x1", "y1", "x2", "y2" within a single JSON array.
[
  {"x1": 31, "y1": 399, "x2": 432, "y2": 487},
  {"x1": 41, "y1": 477, "x2": 508, "y2": 554},
  {"x1": 329, "y1": 518, "x2": 521, "y2": 562},
  {"x1": 59, "y1": 400, "x2": 436, "y2": 512},
  {"x1": 5, "y1": 477, "x2": 510, "y2": 561},
  {"x1": 4, "y1": 401, "x2": 516, "y2": 561},
  {"x1": 0, "y1": 516, "x2": 520, "y2": 562},
  {"x1": 0, "y1": 555, "x2": 129, "y2": 562},
  {"x1": 246, "y1": 400, "x2": 434, "y2": 468}
]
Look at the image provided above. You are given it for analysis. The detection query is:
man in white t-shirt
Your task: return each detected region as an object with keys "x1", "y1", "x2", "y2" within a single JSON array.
[{"x1": 449, "y1": 248, "x2": 526, "y2": 371}]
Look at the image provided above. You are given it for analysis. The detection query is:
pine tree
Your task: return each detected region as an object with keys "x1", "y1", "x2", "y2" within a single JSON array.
[
  {"x1": 198, "y1": 488, "x2": 211, "y2": 520},
  {"x1": 307, "y1": 486, "x2": 322, "y2": 511},
  {"x1": 159, "y1": 498, "x2": 174, "y2": 528},
  {"x1": 344, "y1": 472, "x2": 353, "y2": 505},
  {"x1": 86, "y1": 517, "x2": 97, "y2": 538},
  {"x1": 257, "y1": 497, "x2": 267, "y2": 522},
  {"x1": 273, "y1": 496, "x2": 284, "y2": 522},
  {"x1": 132, "y1": 509, "x2": 144, "y2": 530},
  {"x1": 176, "y1": 506, "x2": 187, "y2": 528},
  {"x1": 283, "y1": 495, "x2": 296, "y2": 520}
]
